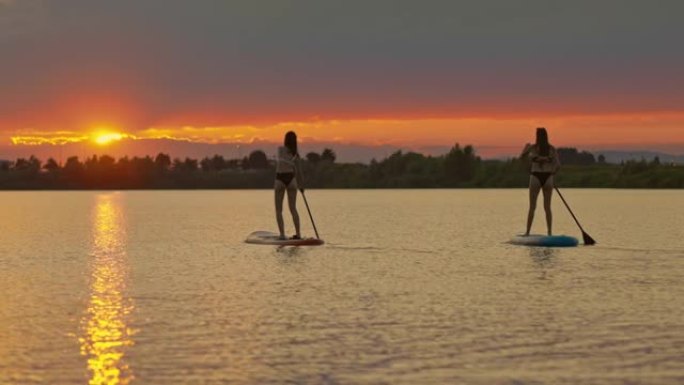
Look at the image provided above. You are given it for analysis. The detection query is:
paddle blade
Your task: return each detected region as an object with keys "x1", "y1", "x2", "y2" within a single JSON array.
[{"x1": 582, "y1": 231, "x2": 596, "y2": 245}]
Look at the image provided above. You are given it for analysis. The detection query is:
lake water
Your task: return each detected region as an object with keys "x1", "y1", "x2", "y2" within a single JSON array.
[{"x1": 1, "y1": 190, "x2": 682, "y2": 385}]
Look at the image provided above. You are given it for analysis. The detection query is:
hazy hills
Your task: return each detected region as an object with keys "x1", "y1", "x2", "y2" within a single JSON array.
[{"x1": 592, "y1": 150, "x2": 684, "y2": 164}]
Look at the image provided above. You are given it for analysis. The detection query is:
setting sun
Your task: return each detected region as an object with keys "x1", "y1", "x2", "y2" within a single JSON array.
[{"x1": 93, "y1": 132, "x2": 124, "y2": 145}]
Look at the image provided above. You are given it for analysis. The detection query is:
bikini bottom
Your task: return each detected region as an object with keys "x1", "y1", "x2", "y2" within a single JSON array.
[
  {"x1": 531, "y1": 172, "x2": 553, "y2": 186},
  {"x1": 276, "y1": 172, "x2": 295, "y2": 186}
]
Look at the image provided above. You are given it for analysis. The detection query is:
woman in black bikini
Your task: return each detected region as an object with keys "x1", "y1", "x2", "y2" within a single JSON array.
[
  {"x1": 521, "y1": 127, "x2": 561, "y2": 236},
  {"x1": 275, "y1": 131, "x2": 303, "y2": 240}
]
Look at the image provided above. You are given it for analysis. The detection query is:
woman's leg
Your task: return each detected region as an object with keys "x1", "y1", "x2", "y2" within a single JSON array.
[
  {"x1": 275, "y1": 181, "x2": 286, "y2": 238},
  {"x1": 286, "y1": 187, "x2": 301, "y2": 237},
  {"x1": 542, "y1": 176, "x2": 554, "y2": 236},
  {"x1": 526, "y1": 175, "x2": 541, "y2": 235}
]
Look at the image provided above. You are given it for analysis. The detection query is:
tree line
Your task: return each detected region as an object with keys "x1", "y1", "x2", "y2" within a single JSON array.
[{"x1": 1, "y1": 144, "x2": 682, "y2": 189}]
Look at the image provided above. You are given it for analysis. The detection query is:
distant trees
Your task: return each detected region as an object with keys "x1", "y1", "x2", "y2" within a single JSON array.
[
  {"x1": 0, "y1": 146, "x2": 682, "y2": 189},
  {"x1": 305, "y1": 148, "x2": 336, "y2": 163},
  {"x1": 444, "y1": 144, "x2": 479, "y2": 185},
  {"x1": 44, "y1": 158, "x2": 60, "y2": 173},
  {"x1": 327, "y1": 143, "x2": 481, "y2": 188},
  {"x1": 200, "y1": 155, "x2": 229, "y2": 171},
  {"x1": 173, "y1": 157, "x2": 199, "y2": 172},
  {"x1": 63, "y1": 156, "x2": 84, "y2": 179},
  {"x1": 13, "y1": 156, "x2": 42, "y2": 175},
  {"x1": 557, "y1": 147, "x2": 596, "y2": 165},
  {"x1": 155, "y1": 153, "x2": 172, "y2": 172},
  {"x1": 652, "y1": 156, "x2": 661, "y2": 166},
  {"x1": 243, "y1": 150, "x2": 269, "y2": 169},
  {"x1": 321, "y1": 148, "x2": 336, "y2": 163},
  {"x1": 306, "y1": 152, "x2": 321, "y2": 163}
]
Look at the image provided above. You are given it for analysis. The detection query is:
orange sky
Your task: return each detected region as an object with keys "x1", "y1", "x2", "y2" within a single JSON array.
[
  {"x1": 4, "y1": 112, "x2": 684, "y2": 161},
  {"x1": 6, "y1": 111, "x2": 684, "y2": 147},
  {"x1": 2, "y1": 1, "x2": 684, "y2": 160}
]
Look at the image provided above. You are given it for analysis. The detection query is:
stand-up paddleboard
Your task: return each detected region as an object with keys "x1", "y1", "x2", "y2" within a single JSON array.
[
  {"x1": 245, "y1": 231, "x2": 324, "y2": 246},
  {"x1": 510, "y1": 234, "x2": 579, "y2": 247}
]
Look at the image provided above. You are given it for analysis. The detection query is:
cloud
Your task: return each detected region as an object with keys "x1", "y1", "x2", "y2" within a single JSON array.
[
  {"x1": 6, "y1": 113, "x2": 684, "y2": 162},
  {"x1": 1, "y1": 0, "x2": 683, "y2": 147}
]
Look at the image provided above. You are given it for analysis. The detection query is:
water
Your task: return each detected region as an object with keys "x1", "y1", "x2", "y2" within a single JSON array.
[{"x1": 1, "y1": 190, "x2": 682, "y2": 384}]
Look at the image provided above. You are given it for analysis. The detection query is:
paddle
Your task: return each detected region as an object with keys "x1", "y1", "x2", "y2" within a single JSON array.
[
  {"x1": 300, "y1": 190, "x2": 320, "y2": 240},
  {"x1": 296, "y1": 157, "x2": 320, "y2": 239},
  {"x1": 554, "y1": 187, "x2": 596, "y2": 245}
]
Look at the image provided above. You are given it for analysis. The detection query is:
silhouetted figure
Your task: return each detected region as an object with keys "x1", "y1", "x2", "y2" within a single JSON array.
[
  {"x1": 521, "y1": 128, "x2": 561, "y2": 235},
  {"x1": 275, "y1": 131, "x2": 303, "y2": 240}
]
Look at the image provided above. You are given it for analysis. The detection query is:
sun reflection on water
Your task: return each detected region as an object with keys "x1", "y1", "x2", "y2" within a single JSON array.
[{"x1": 79, "y1": 194, "x2": 134, "y2": 385}]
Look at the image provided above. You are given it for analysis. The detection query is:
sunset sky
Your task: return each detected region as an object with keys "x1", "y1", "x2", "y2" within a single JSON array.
[{"x1": 2, "y1": 0, "x2": 683, "y2": 161}]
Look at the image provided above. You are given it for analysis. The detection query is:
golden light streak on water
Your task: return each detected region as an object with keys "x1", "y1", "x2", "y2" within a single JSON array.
[{"x1": 79, "y1": 194, "x2": 134, "y2": 385}]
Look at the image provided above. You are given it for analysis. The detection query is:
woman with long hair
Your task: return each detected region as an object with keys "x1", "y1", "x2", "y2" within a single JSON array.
[
  {"x1": 275, "y1": 131, "x2": 303, "y2": 240},
  {"x1": 521, "y1": 127, "x2": 561, "y2": 236}
]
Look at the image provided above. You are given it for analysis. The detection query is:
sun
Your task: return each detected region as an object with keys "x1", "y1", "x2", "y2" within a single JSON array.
[{"x1": 93, "y1": 132, "x2": 124, "y2": 145}]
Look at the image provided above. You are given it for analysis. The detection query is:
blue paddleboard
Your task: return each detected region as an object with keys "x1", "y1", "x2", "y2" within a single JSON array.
[{"x1": 510, "y1": 234, "x2": 579, "y2": 247}]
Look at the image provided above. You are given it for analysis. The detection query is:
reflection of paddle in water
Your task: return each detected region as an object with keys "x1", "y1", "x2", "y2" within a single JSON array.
[{"x1": 79, "y1": 194, "x2": 135, "y2": 385}]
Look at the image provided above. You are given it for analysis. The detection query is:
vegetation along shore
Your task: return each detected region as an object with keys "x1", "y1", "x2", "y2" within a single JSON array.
[{"x1": 1, "y1": 144, "x2": 682, "y2": 190}]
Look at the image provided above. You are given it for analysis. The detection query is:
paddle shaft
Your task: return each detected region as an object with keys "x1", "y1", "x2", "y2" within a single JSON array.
[
  {"x1": 301, "y1": 191, "x2": 320, "y2": 239},
  {"x1": 295, "y1": 156, "x2": 321, "y2": 239},
  {"x1": 554, "y1": 187, "x2": 586, "y2": 232}
]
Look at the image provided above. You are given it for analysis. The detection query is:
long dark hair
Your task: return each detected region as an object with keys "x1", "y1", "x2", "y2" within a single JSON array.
[
  {"x1": 284, "y1": 131, "x2": 298, "y2": 157},
  {"x1": 535, "y1": 127, "x2": 550, "y2": 156}
]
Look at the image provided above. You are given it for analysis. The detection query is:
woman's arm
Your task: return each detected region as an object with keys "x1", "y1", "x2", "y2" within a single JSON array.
[
  {"x1": 294, "y1": 154, "x2": 305, "y2": 192},
  {"x1": 520, "y1": 143, "x2": 533, "y2": 158},
  {"x1": 552, "y1": 147, "x2": 561, "y2": 173}
]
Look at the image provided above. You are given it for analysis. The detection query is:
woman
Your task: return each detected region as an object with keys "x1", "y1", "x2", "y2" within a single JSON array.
[
  {"x1": 521, "y1": 127, "x2": 560, "y2": 236},
  {"x1": 275, "y1": 131, "x2": 303, "y2": 240}
]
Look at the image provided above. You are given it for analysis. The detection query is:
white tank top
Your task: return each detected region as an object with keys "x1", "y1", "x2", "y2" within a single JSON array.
[
  {"x1": 276, "y1": 146, "x2": 296, "y2": 173},
  {"x1": 529, "y1": 145, "x2": 560, "y2": 173}
]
